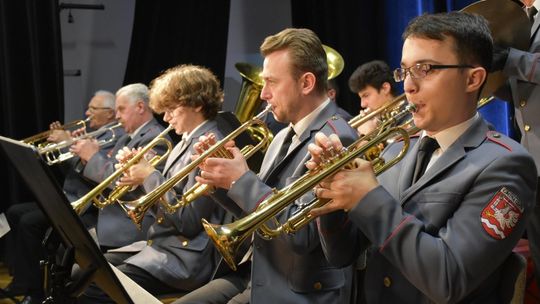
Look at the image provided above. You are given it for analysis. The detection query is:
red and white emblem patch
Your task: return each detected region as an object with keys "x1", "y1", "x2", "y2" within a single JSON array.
[{"x1": 481, "y1": 187, "x2": 523, "y2": 240}]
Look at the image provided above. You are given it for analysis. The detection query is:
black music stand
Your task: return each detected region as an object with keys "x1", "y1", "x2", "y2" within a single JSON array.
[{"x1": 0, "y1": 136, "x2": 133, "y2": 304}]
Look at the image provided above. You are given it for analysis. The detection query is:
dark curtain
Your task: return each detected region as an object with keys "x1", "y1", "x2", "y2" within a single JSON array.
[
  {"x1": 290, "y1": 0, "x2": 448, "y2": 116},
  {"x1": 0, "y1": 0, "x2": 64, "y2": 206},
  {"x1": 123, "y1": 0, "x2": 231, "y2": 87},
  {"x1": 291, "y1": 0, "x2": 384, "y2": 116},
  {"x1": 291, "y1": 0, "x2": 513, "y2": 138}
]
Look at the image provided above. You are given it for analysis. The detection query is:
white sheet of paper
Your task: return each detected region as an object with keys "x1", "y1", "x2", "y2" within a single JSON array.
[
  {"x1": 106, "y1": 240, "x2": 147, "y2": 253},
  {"x1": 110, "y1": 263, "x2": 161, "y2": 304},
  {"x1": 0, "y1": 213, "x2": 11, "y2": 238}
]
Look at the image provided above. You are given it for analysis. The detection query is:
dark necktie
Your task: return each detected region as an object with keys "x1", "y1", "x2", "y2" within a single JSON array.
[
  {"x1": 412, "y1": 136, "x2": 439, "y2": 184},
  {"x1": 527, "y1": 6, "x2": 537, "y2": 24},
  {"x1": 272, "y1": 127, "x2": 295, "y2": 169}
]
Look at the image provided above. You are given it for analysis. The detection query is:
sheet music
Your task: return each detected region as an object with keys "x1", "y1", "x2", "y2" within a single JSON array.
[
  {"x1": 109, "y1": 263, "x2": 162, "y2": 304},
  {"x1": 0, "y1": 213, "x2": 11, "y2": 238},
  {"x1": 107, "y1": 240, "x2": 146, "y2": 253}
]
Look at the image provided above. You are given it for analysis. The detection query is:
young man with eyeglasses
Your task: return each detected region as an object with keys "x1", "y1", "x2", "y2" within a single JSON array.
[{"x1": 307, "y1": 12, "x2": 537, "y2": 303}]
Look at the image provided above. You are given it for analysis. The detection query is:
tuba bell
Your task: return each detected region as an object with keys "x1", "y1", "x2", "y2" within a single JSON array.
[{"x1": 461, "y1": 0, "x2": 530, "y2": 99}]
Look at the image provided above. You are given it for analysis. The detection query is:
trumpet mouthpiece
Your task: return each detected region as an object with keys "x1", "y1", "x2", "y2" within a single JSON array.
[{"x1": 407, "y1": 103, "x2": 417, "y2": 113}]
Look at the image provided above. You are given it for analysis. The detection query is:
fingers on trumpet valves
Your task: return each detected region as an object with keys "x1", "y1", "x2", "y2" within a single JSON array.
[{"x1": 143, "y1": 149, "x2": 157, "y2": 161}]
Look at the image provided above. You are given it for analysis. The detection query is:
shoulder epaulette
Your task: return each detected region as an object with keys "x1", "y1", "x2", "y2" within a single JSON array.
[{"x1": 486, "y1": 131, "x2": 512, "y2": 151}]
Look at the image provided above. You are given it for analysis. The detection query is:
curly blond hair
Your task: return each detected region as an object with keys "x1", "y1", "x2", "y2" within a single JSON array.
[{"x1": 149, "y1": 64, "x2": 223, "y2": 119}]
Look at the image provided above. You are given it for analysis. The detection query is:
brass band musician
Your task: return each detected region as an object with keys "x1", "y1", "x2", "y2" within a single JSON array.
[{"x1": 77, "y1": 65, "x2": 231, "y2": 302}]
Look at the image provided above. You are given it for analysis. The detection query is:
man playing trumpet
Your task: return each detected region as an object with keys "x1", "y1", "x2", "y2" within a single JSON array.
[
  {"x1": 308, "y1": 12, "x2": 537, "y2": 303},
  {"x1": 77, "y1": 64, "x2": 231, "y2": 302},
  {"x1": 175, "y1": 28, "x2": 358, "y2": 304},
  {"x1": 348, "y1": 60, "x2": 400, "y2": 136},
  {"x1": 4, "y1": 90, "x2": 122, "y2": 303},
  {"x1": 72, "y1": 83, "x2": 168, "y2": 250}
]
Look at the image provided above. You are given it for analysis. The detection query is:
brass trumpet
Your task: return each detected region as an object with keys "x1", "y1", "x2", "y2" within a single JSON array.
[
  {"x1": 22, "y1": 117, "x2": 92, "y2": 147},
  {"x1": 119, "y1": 106, "x2": 273, "y2": 228},
  {"x1": 71, "y1": 126, "x2": 173, "y2": 215},
  {"x1": 39, "y1": 122, "x2": 122, "y2": 165},
  {"x1": 202, "y1": 105, "x2": 415, "y2": 270},
  {"x1": 348, "y1": 93, "x2": 408, "y2": 129}
]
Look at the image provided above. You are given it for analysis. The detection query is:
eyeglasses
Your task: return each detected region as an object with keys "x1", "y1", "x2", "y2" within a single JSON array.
[
  {"x1": 393, "y1": 63, "x2": 474, "y2": 82},
  {"x1": 88, "y1": 106, "x2": 113, "y2": 111}
]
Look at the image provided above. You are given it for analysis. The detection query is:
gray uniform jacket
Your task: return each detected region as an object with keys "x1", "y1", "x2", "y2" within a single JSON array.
[
  {"x1": 319, "y1": 117, "x2": 537, "y2": 303},
  {"x1": 63, "y1": 121, "x2": 125, "y2": 203},
  {"x1": 497, "y1": 14, "x2": 540, "y2": 294},
  {"x1": 82, "y1": 118, "x2": 170, "y2": 247},
  {"x1": 499, "y1": 16, "x2": 540, "y2": 168},
  {"x1": 124, "y1": 120, "x2": 227, "y2": 291},
  {"x1": 216, "y1": 102, "x2": 358, "y2": 304}
]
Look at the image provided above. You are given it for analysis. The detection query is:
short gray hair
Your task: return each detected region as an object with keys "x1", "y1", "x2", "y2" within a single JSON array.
[
  {"x1": 116, "y1": 83, "x2": 149, "y2": 105},
  {"x1": 94, "y1": 90, "x2": 115, "y2": 109}
]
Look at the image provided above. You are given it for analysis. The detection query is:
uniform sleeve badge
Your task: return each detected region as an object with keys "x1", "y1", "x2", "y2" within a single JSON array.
[{"x1": 480, "y1": 187, "x2": 523, "y2": 240}]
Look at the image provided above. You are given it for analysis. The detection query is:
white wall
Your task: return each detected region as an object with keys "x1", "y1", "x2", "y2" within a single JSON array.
[
  {"x1": 60, "y1": 0, "x2": 291, "y2": 118},
  {"x1": 60, "y1": 0, "x2": 135, "y2": 122},
  {"x1": 222, "y1": 0, "x2": 291, "y2": 111}
]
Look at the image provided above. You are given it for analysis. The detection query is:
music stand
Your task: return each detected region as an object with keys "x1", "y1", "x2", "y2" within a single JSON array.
[{"x1": 0, "y1": 136, "x2": 133, "y2": 304}]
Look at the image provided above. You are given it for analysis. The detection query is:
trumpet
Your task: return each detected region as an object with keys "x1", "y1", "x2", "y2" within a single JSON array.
[
  {"x1": 39, "y1": 123, "x2": 122, "y2": 165},
  {"x1": 348, "y1": 94, "x2": 412, "y2": 161},
  {"x1": 119, "y1": 107, "x2": 273, "y2": 228},
  {"x1": 202, "y1": 105, "x2": 415, "y2": 270},
  {"x1": 71, "y1": 126, "x2": 173, "y2": 215},
  {"x1": 348, "y1": 93, "x2": 408, "y2": 129},
  {"x1": 22, "y1": 117, "x2": 92, "y2": 147}
]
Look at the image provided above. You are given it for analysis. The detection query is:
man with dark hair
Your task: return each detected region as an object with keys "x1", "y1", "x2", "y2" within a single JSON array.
[
  {"x1": 174, "y1": 28, "x2": 358, "y2": 304},
  {"x1": 309, "y1": 11, "x2": 536, "y2": 303},
  {"x1": 348, "y1": 60, "x2": 399, "y2": 135}
]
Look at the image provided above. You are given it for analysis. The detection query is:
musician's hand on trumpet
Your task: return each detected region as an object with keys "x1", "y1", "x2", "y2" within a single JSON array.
[
  {"x1": 70, "y1": 138, "x2": 100, "y2": 162},
  {"x1": 47, "y1": 129, "x2": 72, "y2": 143},
  {"x1": 49, "y1": 120, "x2": 63, "y2": 130},
  {"x1": 115, "y1": 147, "x2": 156, "y2": 187},
  {"x1": 46, "y1": 121, "x2": 76, "y2": 143},
  {"x1": 357, "y1": 115, "x2": 379, "y2": 137},
  {"x1": 193, "y1": 133, "x2": 250, "y2": 190},
  {"x1": 307, "y1": 132, "x2": 379, "y2": 217}
]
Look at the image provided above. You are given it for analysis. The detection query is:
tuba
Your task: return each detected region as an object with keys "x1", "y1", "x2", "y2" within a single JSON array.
[
  {"x1": 39, "y1": 122, "x2": 122, "y2": 165},
  {"x1": 461, "y1": 0, "x2": 530, "y2": 99},
  {"x1": 323, "y1": 44, "x2": 344, "y2": 80},
  {"x1": 22, "y1": 117, "x2": 92, "y2": 148},
  {"x1": 119, "y1": 107, "x2": 273, "y2": 228},
  {"x1": 71, "y1": 126, "x2": 173, "y2": 215}
]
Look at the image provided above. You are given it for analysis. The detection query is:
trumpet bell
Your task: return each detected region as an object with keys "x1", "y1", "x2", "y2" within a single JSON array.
[{"x1": 202, "y1": 219, "x2": 242, "y2": 271}]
